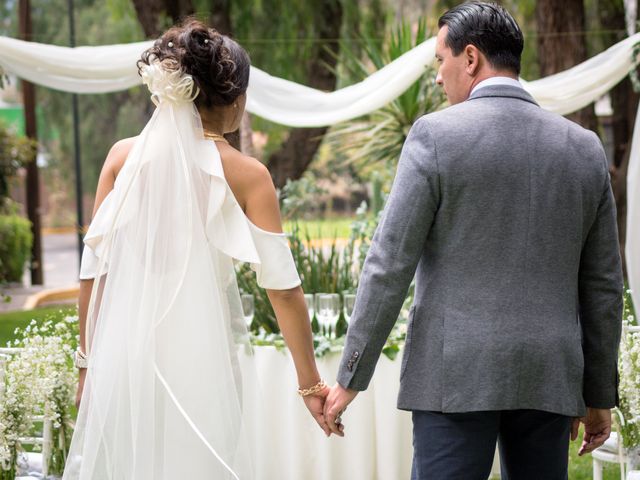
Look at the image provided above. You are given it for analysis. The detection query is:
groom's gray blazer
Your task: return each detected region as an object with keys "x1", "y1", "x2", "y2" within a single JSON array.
[{"x1": 337, "y1": 85, "x2": 623, "y2": 417}]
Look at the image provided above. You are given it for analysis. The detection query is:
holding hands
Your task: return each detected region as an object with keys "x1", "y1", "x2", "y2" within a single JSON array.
[
  {"x1": 322, "y1": 383, "x2": 359, "y2": 437},
  {"x1": 300, "y1": 381, "x2": 358, "y2": 437}
]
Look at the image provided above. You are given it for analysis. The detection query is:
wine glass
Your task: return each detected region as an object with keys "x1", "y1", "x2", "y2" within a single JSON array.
[
  {"x1": 304, "y1": 294, "x2": 315, "y2": 324},
  {"x1": 240, "y1": 294, "x2": 255, "y2": 330},
  {"x1": 315, "y1": 293, "x2": 340, "y2": 339},
  {"x1": 343, "y1": 293, "x2": 356, "y2": 327}
]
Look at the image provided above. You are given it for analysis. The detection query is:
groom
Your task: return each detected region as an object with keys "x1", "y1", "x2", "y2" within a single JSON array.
[{"x1": 323, "y1": 2, "x2": 623, "y2": 479}]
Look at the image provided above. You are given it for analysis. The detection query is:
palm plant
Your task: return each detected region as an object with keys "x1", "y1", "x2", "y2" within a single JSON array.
[{"x1": 329, "y1": 18, "x2": 447, "y2": 181}]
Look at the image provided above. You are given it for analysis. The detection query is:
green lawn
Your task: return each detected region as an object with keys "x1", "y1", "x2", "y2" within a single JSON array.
[
  {"x1": 284, "y1": 217, "x2": 353, "y2": 239},
  {"x1": 0, "y1": 305, "x2": 76, "y2": 347},
  {"x1": 0, "y1": 307, "x2": 626, "y2": 479},
  {"x1": 568, "y1": 428, "x2": 621, "y2": 479}
]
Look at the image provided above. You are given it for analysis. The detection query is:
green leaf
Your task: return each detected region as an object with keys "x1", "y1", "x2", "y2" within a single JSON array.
[{"x1": 382, "y1": 344, "x2": 400, "y2": 361}]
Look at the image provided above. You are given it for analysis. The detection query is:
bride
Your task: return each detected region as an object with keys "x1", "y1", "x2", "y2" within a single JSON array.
[{"x1": 62, "y1": 19, "x2": 332, "y2": 479}]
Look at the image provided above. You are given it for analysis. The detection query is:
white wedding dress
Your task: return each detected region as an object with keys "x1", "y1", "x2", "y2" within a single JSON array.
[{"x1": 62, "y1": 60, "x2": 301, "y2": 480}]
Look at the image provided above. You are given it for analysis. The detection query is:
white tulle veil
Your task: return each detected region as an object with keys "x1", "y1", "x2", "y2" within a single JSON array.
[{"x1": 62, "y1": 57, "x2": 262, "y2": 480}]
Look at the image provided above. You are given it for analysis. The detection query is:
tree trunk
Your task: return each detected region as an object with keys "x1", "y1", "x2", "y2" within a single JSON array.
[
  {"x1": 267, "y1": 0, "x2": 343, "y2": 189},
  {"x1": 208, "y1": 0, "x2": 232, "y2": 35},
  {"x1": 599, "y1": 0, "x2": 638, "y2": 280},
  {"x1": 131, "y1": 0, "x2": 165, "y2": 37},
  {"x1": 536, "y1": 0, "x2": 598, "y2": 131},
  {"x1": 131, "y1": 0, "x2": 194, "y2": 37},
  {"x1": 240, "y1": 111, "x2": 254, "y2": 157}
]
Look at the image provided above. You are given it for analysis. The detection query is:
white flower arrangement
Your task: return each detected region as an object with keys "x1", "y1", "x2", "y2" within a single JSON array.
[
  {"x1": 0, "y1": 313, "x2": 78, "y2": 478},
  {"x1": 618, "y1": 289, "x2": 640, "y2": 450}
]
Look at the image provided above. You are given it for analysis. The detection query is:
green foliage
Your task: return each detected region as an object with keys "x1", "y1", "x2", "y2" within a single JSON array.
[
  {"x1": 0, "y1": 121, "x2": 36, "y2": 205},
  {"x1": 236, "y1": 221, "x2": 358, "y2": 336},
  {"x1": 632, "y1": 42, "x2": 640, "y2": 92},
  {"x1": 329, "y1": 18, "x2": 447, "y2": 182},
  {"x1": 279, "y1": 175, "x2": 327, "y2": 221},
  {"x1": 0, "y1": 212, "x2": 32, "y2": 284}
]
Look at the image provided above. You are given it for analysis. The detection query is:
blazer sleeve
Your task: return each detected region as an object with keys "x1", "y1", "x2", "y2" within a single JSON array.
[
  {"x1": 578, "y1": 138, "x2": 624, "y2": 409},
  {"x1": 337, "y1": 117, "x2": 440, "y2": 390}
]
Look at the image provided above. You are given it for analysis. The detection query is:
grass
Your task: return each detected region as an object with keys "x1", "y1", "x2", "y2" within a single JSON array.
[
  {"x1": 0, "y1": 305, "x2": 76, "y2": 347},
  {"x1": 568, "y1": 426, "x2": 622, "y2": 479},
  {"x1": 283, "y1": 217, "x2": 353, "y2": 239}
]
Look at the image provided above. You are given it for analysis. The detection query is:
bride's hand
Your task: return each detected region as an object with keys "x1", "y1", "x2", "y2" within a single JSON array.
[
  {"x1": 75, "y1": 368, "x2": 87, "y2": 409},
  {"x1": 302, "y1": 386, "x2": 332, "y2": 437}
]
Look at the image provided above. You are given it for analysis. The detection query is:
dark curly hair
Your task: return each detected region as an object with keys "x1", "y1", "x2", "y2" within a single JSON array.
[{"x1": 137, "y1": 18, "x2": 250, "y2": 108}]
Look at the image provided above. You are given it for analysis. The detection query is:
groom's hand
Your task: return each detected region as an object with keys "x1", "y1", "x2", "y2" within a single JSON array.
[
  {"x1": 324, "y1": 384, "x2": 359, "y2": 437},
  {"x1": 575, "y1": 407, "x2": 612, "y2": 456}
]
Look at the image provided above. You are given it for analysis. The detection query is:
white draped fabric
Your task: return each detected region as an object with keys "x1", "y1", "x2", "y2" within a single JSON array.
[
  {"x1": 0, "y1": 33, "x2": 639, "y2": 123},
  {"x1": 0, "y1": 32, "x2": 638, "y2": 320}
]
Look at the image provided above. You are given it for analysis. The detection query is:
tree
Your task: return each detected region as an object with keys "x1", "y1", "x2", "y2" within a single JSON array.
[
  {"x1": 131, "y1": 0, "x2": 194, "y2": 37},
  {"x1": 535, "y1": 0, "x2": 598, "y2": 131},
  {"x1": 264, "y1": 0, "x2": 343, "y2": 188}
]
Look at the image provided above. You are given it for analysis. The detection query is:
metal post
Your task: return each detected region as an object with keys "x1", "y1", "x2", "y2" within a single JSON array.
[{"x1": 68, "y1": 0, "x2": 84, "y2": 269}]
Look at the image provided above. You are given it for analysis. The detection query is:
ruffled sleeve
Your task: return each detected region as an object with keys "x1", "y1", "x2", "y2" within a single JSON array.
[
  {"x1": 79, "y1": 245, "x2": 101, "y2": 280},
  {"x1": 247, "y1": 221, "x2": 301, "y2": 290},
  {"x1": 78, "y1": 190, "x2": 116, "y2": 280}
]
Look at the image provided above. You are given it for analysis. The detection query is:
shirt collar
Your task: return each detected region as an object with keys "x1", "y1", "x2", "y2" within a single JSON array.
[{"x1": 470, "y1": 76, "x2": 523, "y2": 97}]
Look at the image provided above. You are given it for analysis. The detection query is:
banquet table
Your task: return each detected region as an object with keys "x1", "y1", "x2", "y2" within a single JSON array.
[{"x1": 251, "y1": 346, "x2": 501, "y2": 480}]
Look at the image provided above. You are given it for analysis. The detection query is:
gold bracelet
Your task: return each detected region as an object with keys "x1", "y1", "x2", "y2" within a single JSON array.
[{"x1": 297, "y1": 380, "x2": 326, "y2": 397}]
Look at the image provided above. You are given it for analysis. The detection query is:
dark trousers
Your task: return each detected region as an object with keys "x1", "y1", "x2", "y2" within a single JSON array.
[{"x1": 411, "y1": 409, "x2": 572, "y2": 480}]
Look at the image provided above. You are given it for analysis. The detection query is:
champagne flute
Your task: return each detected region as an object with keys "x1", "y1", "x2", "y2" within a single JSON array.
[
  {"x1": 316, "y1": 293, "x2": 340, "y2": 339},
  {"x1": 304, "y1": 294, "x2": 315, "y2": 324},
  {"x1": 343, "y1": 293, "x2": 356, "y2": 327},
  {"x1": 240, "y1": 294, "x2": 255, "y2": 330}
]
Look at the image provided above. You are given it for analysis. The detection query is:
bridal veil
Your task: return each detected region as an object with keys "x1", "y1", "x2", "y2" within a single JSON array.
[{"x1": 63, "y1": 58, "x2": 300, "y2": 479}]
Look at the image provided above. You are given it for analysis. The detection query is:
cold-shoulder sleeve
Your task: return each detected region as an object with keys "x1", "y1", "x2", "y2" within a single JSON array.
[
  {"x1": 78, "y1": 190, "x2": 116, "y2": 280},
  {"x1": 79, "y1": 245, "x2": 101, "y2": 280},
  {"x1": 247, "y1": 222, "x2": 301, "y2": 290}
]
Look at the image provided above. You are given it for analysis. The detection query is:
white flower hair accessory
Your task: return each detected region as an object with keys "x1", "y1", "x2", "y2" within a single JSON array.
[{"x1": 140, "y1": 58, "x2": 199, "y2": 106}]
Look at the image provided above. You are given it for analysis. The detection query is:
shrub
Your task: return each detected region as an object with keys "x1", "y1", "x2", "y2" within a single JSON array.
[{"x1": 0, "y1": 213, "x2": 32, "y2": 284}]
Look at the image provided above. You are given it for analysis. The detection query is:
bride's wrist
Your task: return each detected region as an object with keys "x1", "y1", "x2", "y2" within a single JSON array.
[{"x1": 297, "y1": 379, "x2": 326, "y2": 397}]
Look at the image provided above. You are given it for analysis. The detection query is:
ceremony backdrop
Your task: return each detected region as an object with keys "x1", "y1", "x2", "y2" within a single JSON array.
[{"x1": 0, "y1": 32, "x2": 638, "y2": 309}]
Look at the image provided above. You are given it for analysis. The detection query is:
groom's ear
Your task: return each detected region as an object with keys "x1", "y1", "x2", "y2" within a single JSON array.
[{"x1": 464, "y1": 44, "x2": 481, "y2": 76}]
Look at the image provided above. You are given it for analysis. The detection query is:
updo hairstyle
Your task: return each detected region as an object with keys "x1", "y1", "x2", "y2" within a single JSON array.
[{"x1": 137, "y1": 18, "x2": 250, "y2": 109}]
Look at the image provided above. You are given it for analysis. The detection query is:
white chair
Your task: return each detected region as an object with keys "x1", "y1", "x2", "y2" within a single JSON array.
[
  {"x1": 592, "y1": 325, "x2": 640, "y2": 480},
  {"x1": 592, "y1": 429, "x2": 626, "y2": 480},
  {"x1": 0, "y1": 347, "x2": 52, "y2": 478}
]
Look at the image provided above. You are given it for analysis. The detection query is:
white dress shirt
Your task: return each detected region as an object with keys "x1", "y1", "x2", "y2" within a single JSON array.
[{"x1": 470, "y1": 76, "x2": 523, "y2": 96}]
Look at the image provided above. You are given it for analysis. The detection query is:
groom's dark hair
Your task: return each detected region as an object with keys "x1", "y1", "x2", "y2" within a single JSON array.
[{"x1": 438, "y1": 2, "x2": 524, "y2": 75}]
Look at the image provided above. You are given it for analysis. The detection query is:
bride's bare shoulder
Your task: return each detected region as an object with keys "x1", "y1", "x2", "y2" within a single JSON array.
[
  {"x1": 105, "y1": 136, "x2": 138, "y2": 178},
  {"x1": 219, "y1": 145, "x2": 273, "y2": 204},
  {"x1": 91, "y1": 136, "x2": 138, "y2": 217},
  {"x1": 219, "y1": 145, "x2": 282, "y2": 232}
]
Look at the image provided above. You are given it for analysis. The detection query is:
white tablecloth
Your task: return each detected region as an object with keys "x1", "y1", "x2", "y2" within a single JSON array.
[{"x1": 252, "y1": 346, "x2": 500, "y2": 480}]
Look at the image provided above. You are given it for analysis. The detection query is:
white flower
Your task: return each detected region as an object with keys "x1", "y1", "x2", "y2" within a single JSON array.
[{"x1": 140, "y1": 58, "x2": 199, "y2": 106}]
